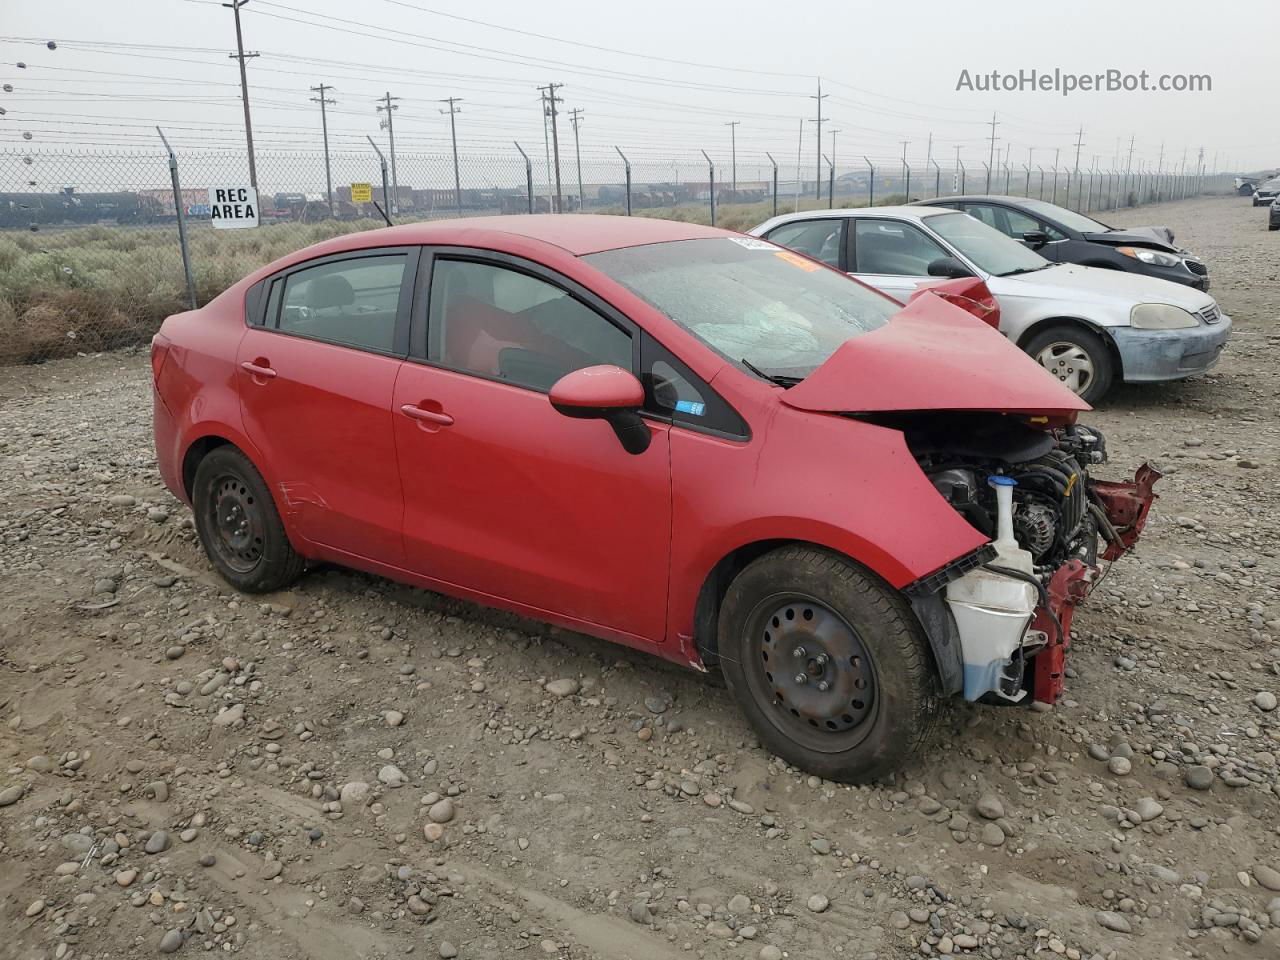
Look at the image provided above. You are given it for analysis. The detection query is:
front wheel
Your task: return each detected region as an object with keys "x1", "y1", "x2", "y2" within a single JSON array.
[
  {"x1": 718, "y1": 546, "x2": 940, "y2": 783},
  {"x1": 1024, "y1": 323, "x2": 1115, "y2": 404},
  {"x1": 192, "y1": 446, "x2": 305, "y2": 593}
]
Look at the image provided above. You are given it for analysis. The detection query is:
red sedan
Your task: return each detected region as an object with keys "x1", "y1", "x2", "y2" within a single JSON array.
[{"x1": 152, "y1": 215, "x2": 1157, "y2": 782}]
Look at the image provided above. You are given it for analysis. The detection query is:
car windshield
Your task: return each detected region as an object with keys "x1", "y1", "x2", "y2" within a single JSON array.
[
  {"x1": 586, "y1": 236, "x2": 899, "y2": 380},
  {"x1": 1016, "y1": 198, "x2": 1111, "y2": 233},
  {"x1": 925, "y1": 212, "x2": 1051, "y2": 277}
]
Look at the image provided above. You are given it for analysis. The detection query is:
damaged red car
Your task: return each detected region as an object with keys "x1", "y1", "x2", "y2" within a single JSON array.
[{"x1": 151, "y1": 216, "x2": 1158, "y2": 782}]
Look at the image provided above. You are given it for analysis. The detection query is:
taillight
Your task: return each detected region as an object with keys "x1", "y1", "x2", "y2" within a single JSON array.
[{"x1": 151, "y1": 333, "x2": 171, "y2": 383}]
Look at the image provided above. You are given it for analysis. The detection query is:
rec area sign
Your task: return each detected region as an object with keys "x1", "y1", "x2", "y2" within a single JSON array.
[{"x1": 208, "y1": 186, "x2": 259, "y2": 229}]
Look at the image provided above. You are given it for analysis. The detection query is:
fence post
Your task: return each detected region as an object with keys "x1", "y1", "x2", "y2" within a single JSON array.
[
  {"x1": 903, "y1": 162, "x2": 911, "y2": 202},
  {"x1": 766, "y1": 151, "x2": 778, "y2": 217},
  {"x1": 156, "y1": 127, "x2": 197, "y2": 311},
  {"x1": 864, "y1": 157, "x2": 875, "y2": 207},
  {"x1": 1003, "y1": 163, "x2": 1011, "y2": 194},
  {"x1": 958, "y1": 160, "x2": 965, "y2": 194},
  {"x1": 932, "y1": 160, "x2": 941, "y2": 198},
  {"x1": 366, "y1": 136, "x2": 393, "y2": 226},
  {"x1": 515, "y1": 142, "x2": 533, "y2": 213},
  {"x1": 1051, "y1": 166, "x2": 1058, "y2": 204},
  {"x1": 824, "y1": 154, "x2": 835, "y2": 209},
  {"x1": 700, "y1": 150, "x2": 716, "y2": 226},
  {"x1": 1023, "y1": 164, "x2": 1031, "y2": 197},
  {"x1": 981, "y1": 162, "x2": 990, "y2": 195},
  {"x1": 614, "y1": 146, "x2": 631, "y2": 216}
]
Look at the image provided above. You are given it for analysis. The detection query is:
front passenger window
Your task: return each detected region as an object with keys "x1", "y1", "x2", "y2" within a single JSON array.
[
  {"x1": 853, "y1": 220, "x2": 949, "y2": 276},
  {"x1": 428, "y1": 260, "x2": 632, "y2": 392},
  {"x1": 277, "y1": 254, "x2": 407, "y2": 353}
]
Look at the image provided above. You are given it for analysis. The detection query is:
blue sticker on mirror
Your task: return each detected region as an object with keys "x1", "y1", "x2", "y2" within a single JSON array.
[{"x1": 674, "y1": 400, "x2": 706, "y2": 416}]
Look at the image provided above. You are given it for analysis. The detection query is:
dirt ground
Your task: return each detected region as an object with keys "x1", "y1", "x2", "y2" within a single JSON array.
[{"x1": 2, "y1": 194, "x2": 1279, "y2": 960}]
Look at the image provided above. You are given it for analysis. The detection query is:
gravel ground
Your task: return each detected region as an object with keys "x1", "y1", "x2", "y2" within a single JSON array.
[{"x1": 1, "y1": 194, "x2": 1279, "y2": 960}]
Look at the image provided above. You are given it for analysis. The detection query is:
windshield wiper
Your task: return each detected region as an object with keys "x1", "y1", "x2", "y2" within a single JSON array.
[
  {"x1": 740, "y1": 357, "x2": 801, "y2": 388},
  {"x1": 998, "y1": 265, "x2": 1050, "y2": 277}
]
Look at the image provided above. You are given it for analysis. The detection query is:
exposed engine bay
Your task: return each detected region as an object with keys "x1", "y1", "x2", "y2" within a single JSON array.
[
  {"x1": 903, "y1": 412, "x2": 1109, "y2": 578},
  {"x1": 871, "y1": 411, "x2": 1159, "y2": 708}
]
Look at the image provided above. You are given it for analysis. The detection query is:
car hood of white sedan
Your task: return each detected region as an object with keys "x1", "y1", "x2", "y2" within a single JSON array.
[{"x1": 990, "y1": 263, "x2": 1215, "y2": 311}]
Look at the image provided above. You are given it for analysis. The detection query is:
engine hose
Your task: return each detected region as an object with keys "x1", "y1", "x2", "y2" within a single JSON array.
[
  {"x1": 1088, "y1": 500, "x2": 1122, "y2": 546},
  {"x1": 983, "y1": 563, "x2": 1064, "y2": 648}
]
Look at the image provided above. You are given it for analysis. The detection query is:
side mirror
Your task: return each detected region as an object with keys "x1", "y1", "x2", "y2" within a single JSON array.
[
  {"x1": 926, "y1": 256, "x2": 973, "y2": 279},
  {"x1": 549, "y1": 365, "x2": 651, "y2": 455},
  {"x1": 1021, "y1": 230, "x2": 1050, "y2": 249}
]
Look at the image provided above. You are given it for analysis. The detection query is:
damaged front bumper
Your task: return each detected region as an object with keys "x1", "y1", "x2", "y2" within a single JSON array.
[{"x1": 908, "y1": 463, "x2": 1161, "y2": 706}]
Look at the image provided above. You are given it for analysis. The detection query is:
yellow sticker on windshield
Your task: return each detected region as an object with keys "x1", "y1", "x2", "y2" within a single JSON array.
[{"x1": 774, "y1": 250, "x2": 821, "y2": 272}]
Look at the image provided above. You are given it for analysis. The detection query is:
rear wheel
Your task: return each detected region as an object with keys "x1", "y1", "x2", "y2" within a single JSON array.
[
  {"x1": 718, "y1": 546, "x2": 940, "y2": 783},
  {"x1": 1024, "y1": 323, "x2": 1114, "y2": 404},
  {"x1": 192, "y1": 446, "x2": 304, "y2": 593}
]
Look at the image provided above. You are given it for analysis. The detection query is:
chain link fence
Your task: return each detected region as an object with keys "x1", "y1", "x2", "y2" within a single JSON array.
[{"x1": 1, "y1": 142, "x2": 1235, "y2": 365}]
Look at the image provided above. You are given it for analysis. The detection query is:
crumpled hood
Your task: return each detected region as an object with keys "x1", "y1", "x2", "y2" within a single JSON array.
[
  {"x1": 1082, "y1": 225, "x2": 1177, "y2": 249},
  {"x1": 781, "y1": 292, "x2": 1089, "y2": 416},
  {"x1": 997, "y1": 263, "x2": 1216, "y2": 311}
]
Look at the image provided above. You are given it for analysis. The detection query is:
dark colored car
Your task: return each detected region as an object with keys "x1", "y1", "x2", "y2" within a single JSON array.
[
  {"x1": 914, "y1": 195, "x2": 1210, "y2": 291},
  {"x1": 1254, "y1": 177, "x2": 1280, "y2": 207}
]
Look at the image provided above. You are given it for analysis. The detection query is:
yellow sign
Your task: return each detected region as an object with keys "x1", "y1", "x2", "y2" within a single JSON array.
[{"x1": 350, "y1": 182, "x2": 372, "y2": 204}]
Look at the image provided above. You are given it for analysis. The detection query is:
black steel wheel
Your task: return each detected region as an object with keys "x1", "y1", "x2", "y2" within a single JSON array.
[
  {"x1": 719, "y1": 546, "x2": 940, "y2": 783},
  {"x1": 192, "y1": 446, "x2": 304, "y2": 593},
  {"x1": 743, "y1": 597, "x2": 878, "y2": 752}
]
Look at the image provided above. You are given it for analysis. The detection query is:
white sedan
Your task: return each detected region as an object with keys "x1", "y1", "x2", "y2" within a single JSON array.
[{"x1": 749, "y1": 206, "x2": 1231, "y2": 402}]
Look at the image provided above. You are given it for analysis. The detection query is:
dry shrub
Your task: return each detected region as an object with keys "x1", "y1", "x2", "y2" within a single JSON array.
[{"x1": 1, "y1": 289, "x2": 177, "y2": 363}]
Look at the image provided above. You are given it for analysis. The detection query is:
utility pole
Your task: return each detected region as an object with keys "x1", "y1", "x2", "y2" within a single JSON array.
[
  {"x1": 809, "y1": 79, "x2": 828, "y2": 200},
  {"x1": 376, "y1": 92, "x2": 400, "y2": 213},
  {"x1": 439, "y1": 97, "x2": 463, "y2": 213},
  {"x1": 223, "y1": 0, "x2": 259, "y2": 190},
  {"x1": 725, "y1": 120, "x2": 740, "y2": 197},
  {"x1": 539, "y1": 89, "x2": 551, "y2": 210},
  {"x1": 569, "y1": 107, "x2": 585, "y2": 211},
  {"x1": 985, "y1": 111, "x2": 999, "y2": 191},
  {"x1": 310, "y1": 83, "x2": 335, "y2": 216},
  {"x1": 538, "y1": 82, "x2": 563, "y2": 212}
]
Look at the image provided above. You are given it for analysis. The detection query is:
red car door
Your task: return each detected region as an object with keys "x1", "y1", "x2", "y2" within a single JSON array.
[
  {"x1": 236, "y1": 247, "x2": 418, "y2": 563},
  {"x1": 392, "y1": 253, "x2": 672, "y2": 646}
]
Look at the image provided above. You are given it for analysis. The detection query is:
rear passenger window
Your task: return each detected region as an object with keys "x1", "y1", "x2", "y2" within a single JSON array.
[
  {"x1": 764, "y1": 219, "x2": 844, "y2": 268},
  {"x1": 277, "y1": 255, "x2": 407, "y2": 353}
]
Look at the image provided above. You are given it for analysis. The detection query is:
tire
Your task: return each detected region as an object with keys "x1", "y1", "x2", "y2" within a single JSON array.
[
  {"x1": 1023, "y1": 323, "x2": 1115, "y2": 404},
  {"x1": 192, "y1": 446, "x2": 305, "y2": 593},
  {"x1": 718, "y1": 546, "x2": 940, "y2": 783}
]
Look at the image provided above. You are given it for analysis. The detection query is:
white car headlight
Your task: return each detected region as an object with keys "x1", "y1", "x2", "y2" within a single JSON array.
[
  {"x1": 1116, "y1": 246, "x2": 1182, "y2": 268},
  {"x1": 1130, "y1": 303, "x2": 1199, "y2": 329}
]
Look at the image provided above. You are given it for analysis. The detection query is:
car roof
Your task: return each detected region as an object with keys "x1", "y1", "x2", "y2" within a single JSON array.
[
  {"x1": 318, "y1": 214, "x2": 733, "y2": 257},
  {"x1": 916, "y1": 195, "x2": 1037, "y2": 205},
  {"x1": 761, "y1": 205, "x2": 956, "y2": 223}
]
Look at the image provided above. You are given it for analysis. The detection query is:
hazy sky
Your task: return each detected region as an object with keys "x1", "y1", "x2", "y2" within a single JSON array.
[{"x1": 2, "y1": 0, "x2": 1273, "y2": 177}]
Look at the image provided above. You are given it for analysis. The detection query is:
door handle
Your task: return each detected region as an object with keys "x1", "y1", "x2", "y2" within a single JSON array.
[
  {"x1": 400, "y1": 403, "x2": 454, "y2": 427},
  {"x1": 240, "y1": 360, "x2": 277, "y2": 379}
]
